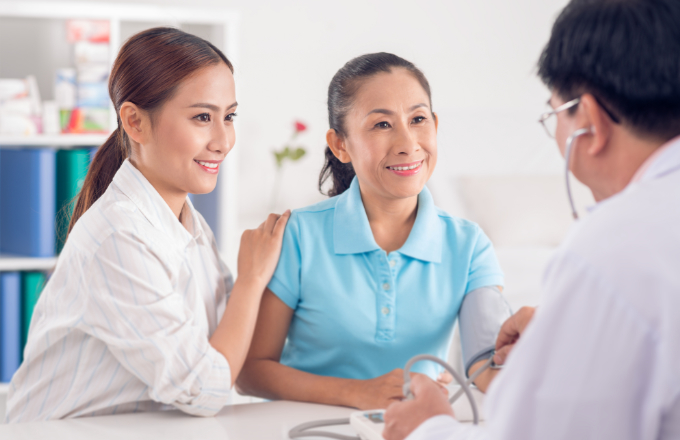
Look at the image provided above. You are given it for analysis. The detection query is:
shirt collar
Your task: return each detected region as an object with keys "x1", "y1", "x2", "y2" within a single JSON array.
[
  {"x1": 630, "y1": 135, "x2": 680, "y2": 185},
  {"x1": 112, "y1": 159, "x2": 200, "y2": 248},
  {"x1": 333, "y1": 176, "x2": 442, "y2": 263}
]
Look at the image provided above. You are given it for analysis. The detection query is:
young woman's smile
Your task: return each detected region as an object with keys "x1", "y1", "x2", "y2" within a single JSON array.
[{"x1": 194, "y1": 159, "x2": 223, "y2": 174}]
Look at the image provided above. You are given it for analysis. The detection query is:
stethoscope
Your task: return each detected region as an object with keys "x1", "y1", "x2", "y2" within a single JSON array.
[{"x1": 564, "y1": 127, "x2": 593, "y2": 219}]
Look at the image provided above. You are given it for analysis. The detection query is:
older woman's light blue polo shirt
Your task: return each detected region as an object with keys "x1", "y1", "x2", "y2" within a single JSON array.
[{"x1": 267, "y1": 177, "x2": 504, "y2": 380}]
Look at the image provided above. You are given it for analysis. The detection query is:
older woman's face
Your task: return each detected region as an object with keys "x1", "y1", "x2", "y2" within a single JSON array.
[{"x1": 340, "y1": 68, "x2": 438, "y2": 201}]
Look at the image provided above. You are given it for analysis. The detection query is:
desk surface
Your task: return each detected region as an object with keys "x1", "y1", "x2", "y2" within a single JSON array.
[{"x1": 0, "y1": 401, "x2": 357, "y2": 440}]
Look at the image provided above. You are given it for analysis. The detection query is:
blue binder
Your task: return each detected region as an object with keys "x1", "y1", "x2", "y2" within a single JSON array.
[
  {"x1": 0, "y1": 149, "x2": 56, "y2": 257},
  {"x1": 1, "y1": 272, "x2": 21, "y2": 383}
]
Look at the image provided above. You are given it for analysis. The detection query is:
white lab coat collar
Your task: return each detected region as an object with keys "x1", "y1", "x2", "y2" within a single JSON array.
[
  {"x1": 633, "y1": 135, "x2": 680, "y2": 184},
  {"x1": 585, "y1": 136, "x2": 680, "y2": 215}
]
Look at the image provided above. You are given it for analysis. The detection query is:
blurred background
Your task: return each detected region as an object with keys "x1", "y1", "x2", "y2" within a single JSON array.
[{"x1": 0, "y1": 0, "x2": 596, "y2": 407}]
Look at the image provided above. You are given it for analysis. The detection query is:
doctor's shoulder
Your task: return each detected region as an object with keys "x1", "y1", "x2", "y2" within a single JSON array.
[{"x1": 560, "y1": 180, "x2": 674, "y2": 265}]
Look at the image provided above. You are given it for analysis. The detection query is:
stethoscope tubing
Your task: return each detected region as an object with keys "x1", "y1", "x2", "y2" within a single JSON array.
[{"x1": 564, "y1": 128, "x2": 592, "y2": 220}]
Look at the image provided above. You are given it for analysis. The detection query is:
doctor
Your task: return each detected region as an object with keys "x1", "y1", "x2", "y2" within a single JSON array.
[{"x1": 383, "y1": 0, "x2": 680, "y2": 438}]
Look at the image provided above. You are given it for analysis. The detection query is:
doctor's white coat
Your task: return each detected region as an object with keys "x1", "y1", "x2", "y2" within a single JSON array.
[{"x1": 408, "y1": 136, "x2": 680, "y2": 440}]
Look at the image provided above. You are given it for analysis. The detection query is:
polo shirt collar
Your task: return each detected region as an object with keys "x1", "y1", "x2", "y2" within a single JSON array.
[
  {"x1": 112, "y1": 159, "x2": 200, "y2": 248},
  {"x1": 333, "y1": 177, "x2": 381, "y2": 255},
  {"x1": 333, "y1": 176, "x2": 442, "y2": 263}
]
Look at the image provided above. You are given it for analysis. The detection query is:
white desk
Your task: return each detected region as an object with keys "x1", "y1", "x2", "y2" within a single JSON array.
[{"x1": 0, "y1": 401, "x2": 357, "y2": 440}]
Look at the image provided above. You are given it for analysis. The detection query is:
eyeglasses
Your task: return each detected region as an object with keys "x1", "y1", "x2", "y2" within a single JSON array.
[
  {"x1": 538, "y1": 98, "x2": 581, "y2": 138},
  {"x1": 538, "y1": 96, "x2": 621, "y2": 138}
]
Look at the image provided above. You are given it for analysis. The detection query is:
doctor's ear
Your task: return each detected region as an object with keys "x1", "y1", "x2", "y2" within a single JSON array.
[
  {"x1": 119, "y1": 102, "x2": 150, "y2": 146},
  {"x1": 326, "y1": 129, "x2": 352, "y2": 163},
  {"x1": 579, "y1": 94, "x2": 612, "y2": 156}
]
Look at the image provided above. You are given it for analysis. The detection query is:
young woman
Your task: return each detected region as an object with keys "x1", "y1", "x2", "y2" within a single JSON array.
[
  {"x1": 237, "y1": 53, "x2": 511, "y2": 410},
  {"x1": 5, "y1": 28, "x2": 288, "y2": 422}
]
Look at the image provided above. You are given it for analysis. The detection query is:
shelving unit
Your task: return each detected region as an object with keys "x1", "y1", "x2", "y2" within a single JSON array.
[
  {"x1": 0, "y1": 1, "x2": 241, "y2": 272},
  {"x1": 0, "y1": 255, "x2": 58, "y2": 272},
  {"x1": 0, "y1": 134, "x2": 108, "y2": 148},
  {"x1": 0, "y1": 3, "x2": 242, "y2": 394}
]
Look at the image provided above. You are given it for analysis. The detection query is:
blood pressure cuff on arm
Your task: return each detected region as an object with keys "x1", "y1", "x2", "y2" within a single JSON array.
[{"x1": 459, "y1": 286, "x2": 513, "y2": 377}]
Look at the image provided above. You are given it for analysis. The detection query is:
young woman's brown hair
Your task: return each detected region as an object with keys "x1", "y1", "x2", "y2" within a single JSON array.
[{"x1": 68, "y1": 27, "x2": 233, "y2": 235}]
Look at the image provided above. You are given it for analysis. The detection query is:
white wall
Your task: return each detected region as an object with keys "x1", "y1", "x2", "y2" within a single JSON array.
[
  {"x1": 17, "y1": 0, "x2": 571, "y2": 226},
  {"x1": 227, "y1": 0, "x2": 572, "y2": 224}
]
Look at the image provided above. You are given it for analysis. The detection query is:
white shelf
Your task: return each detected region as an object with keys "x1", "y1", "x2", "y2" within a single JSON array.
[
  {"x1": 0, "y1": 255, "x2": 58, "y2": 272},
  {"x1": 0, "y1": 2, "x2": 240, "y2": 24},
  {"x1": 0, "y1": 134, "x2": 109, "y2": 148},
  {"x1": 0, "y1": 1, "x2": 241, "y2": 271}
]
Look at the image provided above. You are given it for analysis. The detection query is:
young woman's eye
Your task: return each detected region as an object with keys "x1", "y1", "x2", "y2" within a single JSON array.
[
  {"x1": 194, "y1": 113, "x2": 211, "y2": 122},
  {"x1": 225, "y1": 112, "x2": 238, "y2": 122},
  {"x1": 375, "y1": 121, "x2": 391, "y2": 129},
  {"x1": 412, "y1": 116, "x2": 426, "y2": 124}
]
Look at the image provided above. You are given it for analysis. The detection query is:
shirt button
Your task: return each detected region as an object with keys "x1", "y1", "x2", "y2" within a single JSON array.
[
  {"x1": 381, "y1": 307, "x2": 390, "y2": 315},
  {"x1": 389, "y1": 260, "x2": 396, "y2": 267},
  {"x1": 382, "y1": 283, "x2": 390, "y2": 291}
]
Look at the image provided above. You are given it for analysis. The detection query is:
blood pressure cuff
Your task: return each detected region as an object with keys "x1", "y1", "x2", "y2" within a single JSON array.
[{"x1": 459, "y1": 286, "x2": 513, "y2": 377}]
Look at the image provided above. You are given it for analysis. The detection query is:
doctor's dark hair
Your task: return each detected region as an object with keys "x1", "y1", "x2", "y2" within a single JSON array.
[
  {"x1": 538, "y1": 0, "x2": 680, "y2": 141},
  {"x1": 67, "y1": 27, "x2": 232, "y2": 236},
  {"x1": 319, "y1": 53, "x2": 433, "y2": 197}
]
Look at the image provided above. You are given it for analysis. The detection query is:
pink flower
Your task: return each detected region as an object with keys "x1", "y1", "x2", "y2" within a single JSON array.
[{"x1": 294, "y1": 121, "x2": 307, "y2": 133}]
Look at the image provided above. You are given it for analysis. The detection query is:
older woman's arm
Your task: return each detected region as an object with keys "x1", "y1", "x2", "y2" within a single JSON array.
[{"x1": 236, "y1": 289, "x2": 416, "y2": 409}]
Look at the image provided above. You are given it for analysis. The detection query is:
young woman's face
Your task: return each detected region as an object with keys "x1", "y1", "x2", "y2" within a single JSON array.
[
  {"x1": 140, "y1": 62, "x2": 237, "y2": 196},
  {"x1": 341, "y1": 68, "x2": 438, "y2": 201}
]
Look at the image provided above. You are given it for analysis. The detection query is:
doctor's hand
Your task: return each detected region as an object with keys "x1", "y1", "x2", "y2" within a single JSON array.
[
  {"x1": 494, "y1": 306, "x2": 536, "y2": 366},
  {"x1": 383, "y1": 375, "x2": 454, "y2": 440},
  {"x1": 237, "y1": 210, "x2": 291, "y2": 289}
]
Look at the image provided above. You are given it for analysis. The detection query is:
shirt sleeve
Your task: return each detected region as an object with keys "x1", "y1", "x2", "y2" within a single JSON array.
[
  {"x1": 482, "y1": 250, "x2": 664, "y2": 440},
  {"x1": 466, "y1": 227, "x2": 504, "y2": 293},
  {"x1": 406, "y1": 415, "x2": 488, "y2": 440},
  {"x1": 267, "y1": 212, "x2": 302, "y2": 309},
  {"x1": 82, "y1": 231, "x2": 231, "y2": 417}
]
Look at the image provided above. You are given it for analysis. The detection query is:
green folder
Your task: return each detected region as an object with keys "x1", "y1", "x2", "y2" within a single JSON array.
[
  {"x1": 21, "y1": 272, "x2": 45, "y2": 358},
  {"x1": 56, "y1": 149, "x2": 90, "y2": 253}
]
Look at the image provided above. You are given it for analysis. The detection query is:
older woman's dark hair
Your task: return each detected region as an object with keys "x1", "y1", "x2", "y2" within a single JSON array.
[
  {"x1": 319, "y1": 53, "x2": 434, "y2": 197},
  {"x1": 538, "y1": 0, "x2": 680, "y2": 141}
]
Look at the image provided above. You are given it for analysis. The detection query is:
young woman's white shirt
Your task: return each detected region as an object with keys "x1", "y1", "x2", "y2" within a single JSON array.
[{"x1": 5, "y1": 159, "x2": 233, "y2": 422}]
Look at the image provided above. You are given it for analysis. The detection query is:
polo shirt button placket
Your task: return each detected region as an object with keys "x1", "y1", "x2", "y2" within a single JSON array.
[{"x1": 376, "y1": 251, "x2": 397, "y2": 342}]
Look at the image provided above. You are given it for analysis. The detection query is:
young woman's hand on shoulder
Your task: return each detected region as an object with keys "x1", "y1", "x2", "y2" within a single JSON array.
[
  {"x1": 237, "y1": 211, "x2": 291, "y2": 288},
  {"x1": 210, "y1": 210, "x2": 290, "y2": 385}
]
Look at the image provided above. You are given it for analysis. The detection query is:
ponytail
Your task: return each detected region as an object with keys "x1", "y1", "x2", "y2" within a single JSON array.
[
  {"x1": 64, "y1": 27, "x2": 233, "y2": 239},
  {"x1": 67, "y1": 124, "x2": 129, "y2": 235},
  {"x1": 318, "y1": 145, "x2": 355, "y2": 197}
]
